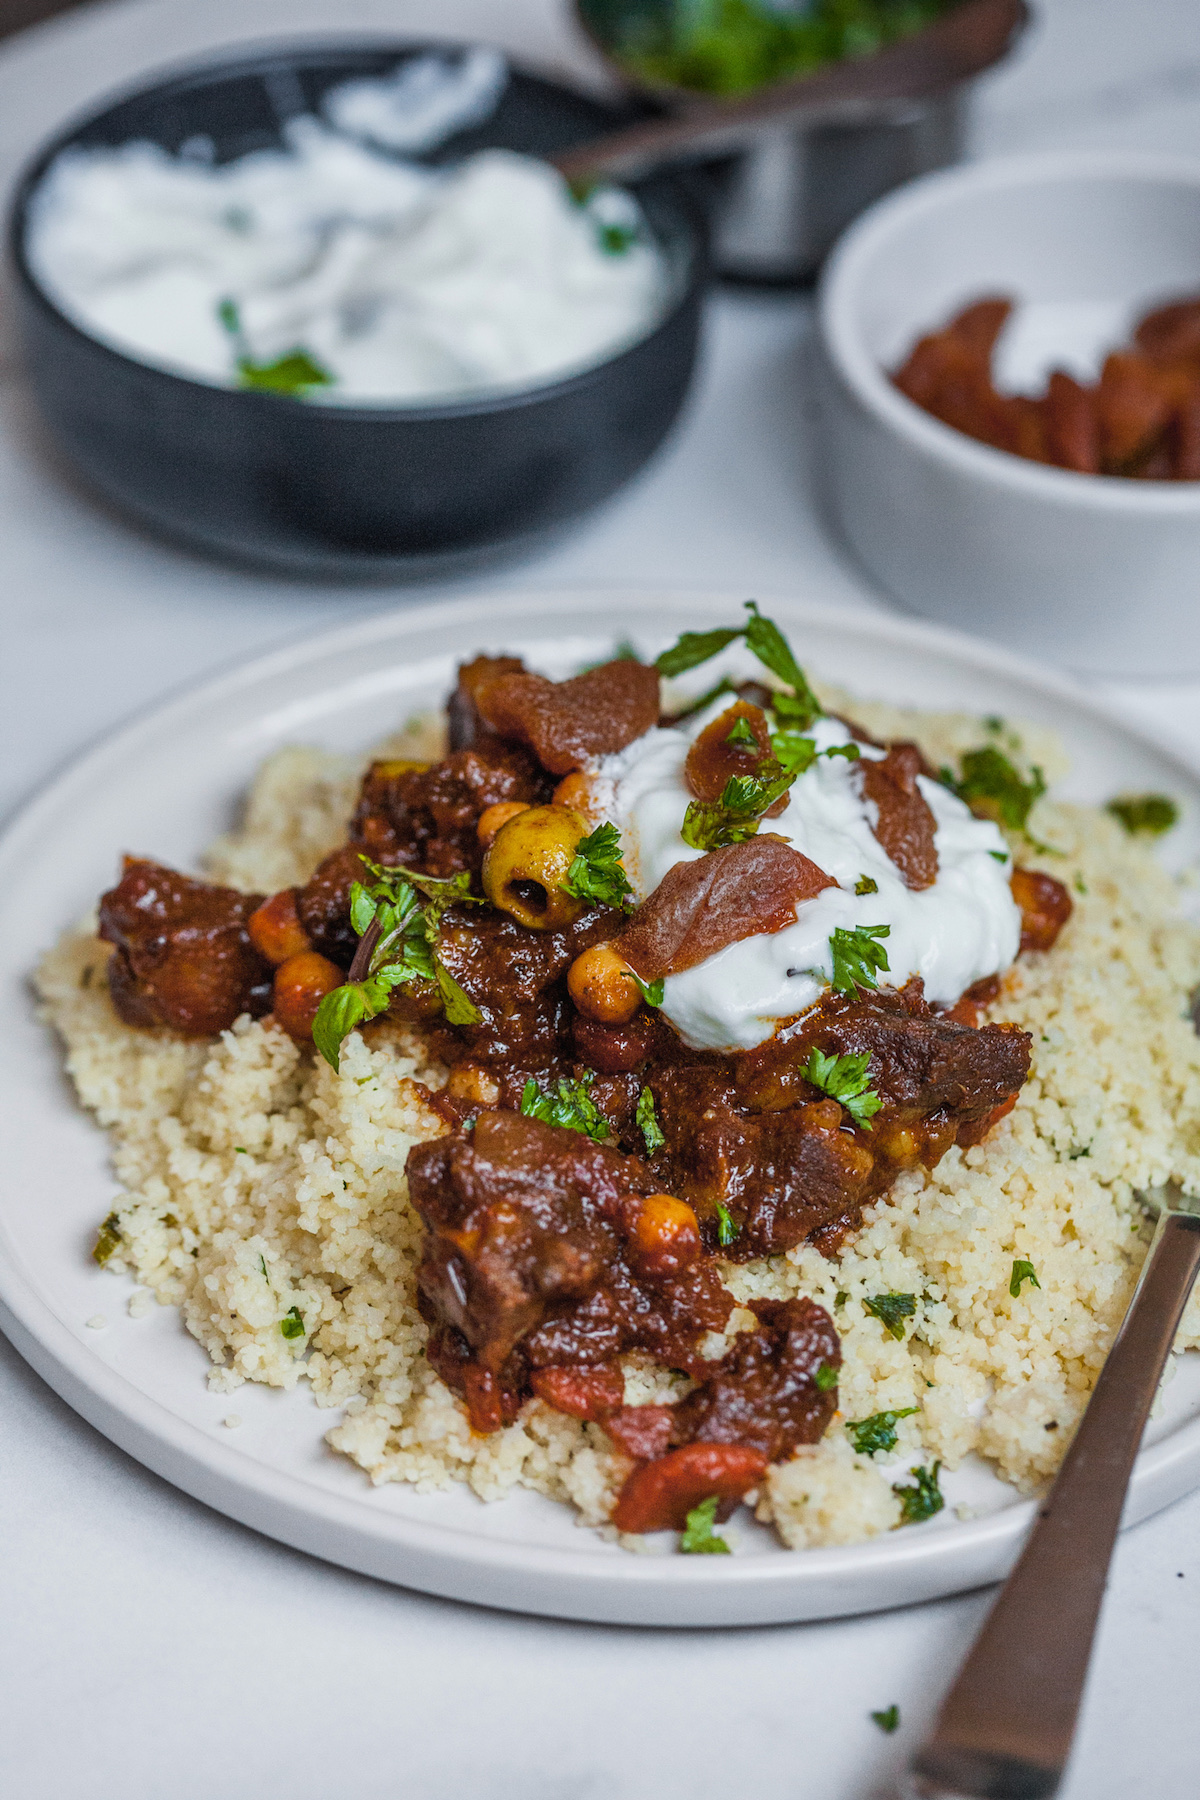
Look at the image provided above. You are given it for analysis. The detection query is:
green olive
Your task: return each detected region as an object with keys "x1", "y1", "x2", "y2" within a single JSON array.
[{"x1": 482, "y1": 804, "x2": 590, "y2": 930}]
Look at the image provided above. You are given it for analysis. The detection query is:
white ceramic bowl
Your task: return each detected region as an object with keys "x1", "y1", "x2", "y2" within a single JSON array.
[{"x1": 815, "y1": 152, "x2": 1200, "y2": 677}]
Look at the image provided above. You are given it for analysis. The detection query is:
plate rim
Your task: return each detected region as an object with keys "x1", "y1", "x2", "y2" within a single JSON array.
[{"x1": 4, "y1": 582, "x2": 1200, "y2": 1627}]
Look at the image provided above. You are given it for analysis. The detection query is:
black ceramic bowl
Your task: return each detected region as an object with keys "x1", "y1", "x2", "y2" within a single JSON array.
[{"x1": 7, "y1": 39, "x2": 707, "y2": 577}]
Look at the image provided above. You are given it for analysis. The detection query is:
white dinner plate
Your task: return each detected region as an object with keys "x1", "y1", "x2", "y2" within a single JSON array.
[{"x1": 3, "y1": 586, "x2": 1200, "y2": 1629}]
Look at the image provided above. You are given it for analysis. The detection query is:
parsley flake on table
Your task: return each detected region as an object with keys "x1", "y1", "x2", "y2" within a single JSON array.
[
  {"x1": 636, "y1": 1085, "x2": 665, "y2": 1155},
  {"x1": 802, "y1": 1048, "x2": 882, "y2": 1129},
  {"x1": 871, "y1": 1705, "x2": 901, "y2": 1734},
  {"x1": 1106, "y1": 793, "x2": 1179, "y2": 836},
  {"x1": 280, "y1": 1306, "x2": 306, "y2": 1341},
  {"x1": 563, "y1": 822, "x2": 634, "y2": 911},
  {"x1": 521, "y1": 1070, "x2": 612, "y2": 1143},
  {"x1": 312, "y1": 860, "x2": 483, "y2": 1071},
  {"x1": 828, "y1": 923, "x2": 890, "y2": 995},
  {"x1": 893, "y1": 1462, "x2": 944, "y2": 1525},
  {"x1": 845, "y1": 1407, "x2": 920, "y2": 1456},
  {"x1": 1010, "y1": 1259, "x2": 1041, "y2": 1298},
  {"x1": 864, "y1": 1292, "x2": 917, "y2": 1340},
  {"x1": 655, "y1": 602, "x2": 822, "y2": 729},
  {"x1": 679, "y1": 1495, "x2": 731, "y2": 1554},
  {"x1": 715, "y1": 1201, "x2": 739, "y2": 1248}
]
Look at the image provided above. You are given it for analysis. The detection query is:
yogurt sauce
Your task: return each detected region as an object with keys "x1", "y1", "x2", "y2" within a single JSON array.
[
  {"x1": 26, "y1": 107, "x2": 669, "y2": 404},
  {"x1": 594, "y1": 696, "x2": 1021, "y2": 1053}
]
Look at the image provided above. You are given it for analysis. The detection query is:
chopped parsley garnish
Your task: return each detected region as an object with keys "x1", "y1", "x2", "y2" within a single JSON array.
[
  {"x1": 864, "y1": 1292, "x2": 916, "y2": 1341},
  {"x1": 563, "y1": 822, "x2": 635, "y2": 911},
  {"x1": 802, "y1": 1048, "x2": 882, "y2": 1130},
  {"x1": 656, "y1": 602, "x2": 822, "y2": 729},
  {"x1": 725, "y1": 715, "x2": 759, "y2": 750},
  {"x1": 280, "y1": 1306, "x2": 306, "y2": 1341},
  {"x1": 631, "y1": 972, "x2": 665, "y2": 1008},
  {"x1": 93, "y1": 1212, "x2": 122, "y2": 1266},
  {"x1": 828, "y1": 923, "x2": 890, "y2": 995},
  {"x1": 259, "y1": 1255, "x2": 269, "y2": 1281},
  {"x1": 636, "y1": 1085, "x2": 665, "y2": 1155},
  {"x1": 769, "y1": 730, "x2": 818, "y2": 777},
  {"x1": 846, "y1": 1407, "x2": 919, "y2": 1456},
  {"x1": 217, "y1": 294, "x2": 333, "y2": 396},
  {"x1": 854, "y1": 875, "x2": 878, "y2": 896},
  {"x1": 1010, "y1": 1259, "x2": 1041, "y2": 1298},
  {"x1": 680, "y1": 766, "x2": 795, "y2": 850},
  {"x1": 1106, "y1": 793, "x2": 1179, "y2": 836},
  {"x1": 714, "y1": 1201, "x2": 739, "y2": 1247},
  {"x1": 312, "y1": 860, "x2": 483, "y2": 1071},
  {"x1": 598, "y1": 222, "x2": 637, "y2": 255},
  {"x1": 944, "y1": 746, "x2": 1047, "y2": 836},
  {"x1": 679, "y1": 1495, "x2": 731, "y2": 1554},
  {"x1": 893, "y1": 1462, "x2": 944, "y2": 1525},
  {"x1": 814, "y1": 1361, "x2": 840, "y2": 1392},
  {"x1": 520, "y1": 1070, "x2": 611, "y2": 1142},
  {"x1": 871, "y1": 1705, "x2": 901, "y2": 1734},
  {"x1": 989, "y1": 850, "x2": 1009, "y2": 863}
]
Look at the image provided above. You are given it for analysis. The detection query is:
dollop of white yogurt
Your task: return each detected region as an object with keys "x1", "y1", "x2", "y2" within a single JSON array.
[
  {"x1": 26, "y1": 110, "x2": 669, "y2": 404},
  {"x1": 595, "y1": 698, "x2": 1021, "y2": 1053}
]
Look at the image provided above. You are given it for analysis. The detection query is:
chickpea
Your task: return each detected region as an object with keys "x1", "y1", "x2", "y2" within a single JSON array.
[
  {"x1": 553, "y1": 772, "x2": 598, "y2": 820},
  {"x1": 447, "y1": 1064, "x2": 501, "y2": 1106},
  {"x1": 476, "y1": 800, "x2": 530, "y2": 847},
  {"x1": 247, "y1": 888, "x2": 311, "y2": 965},
  {"x1": 272, "y1": 951, "x2": 343, "y2": 1044},
  {"x1": 625, "y1": 1194, "x2": 701, "y2": 1280},
  {"x1": 567, "y1": 942, "x2": 642, "y2": 1025},
  {"x1": 482, "y1": 804, "x2": 590, "y2": 931}
]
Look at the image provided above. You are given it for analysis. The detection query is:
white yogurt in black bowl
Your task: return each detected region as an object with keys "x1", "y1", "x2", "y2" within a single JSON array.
[{"x1": 8, "y1": 39, "x2": 707, "y2": 576}]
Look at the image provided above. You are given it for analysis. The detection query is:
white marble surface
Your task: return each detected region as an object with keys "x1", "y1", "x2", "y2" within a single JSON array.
[{"x1": 2, "y1": 2, "x2": 1199, "y2": 1796}]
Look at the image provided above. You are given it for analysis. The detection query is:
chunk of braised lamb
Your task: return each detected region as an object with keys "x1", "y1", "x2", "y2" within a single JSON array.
[
  {"x1": 351, "y1": 743, "x2": 551, "y2": 878},
  {"x1": 295, "y1": 843, "x2": 369, "y2": 968},
  {"x1": 735, "y1": 982, "x2": 1032, "y2": 1137},
  {"x1": 99, "y1": 857, "x2": 273, "y2": 1035},
  {"x1": 648, "y1": 1063, "x2": 876, "y2": 1258},
  {"x1": 448, "y1": 654, "x2": 527, "y2": 752},
  {"x1": 407, "y1": 1112, "x2": 734, "y2": 1432},
  {"x1": 474, "y1": 658, "x2": 661, "y2": 774},
  {"x1": 431, "y1": 901, "x2": 621, "y2": 1081},
  {"x1": 860, "y1": 742, "x2": 939, "y2": 890}
]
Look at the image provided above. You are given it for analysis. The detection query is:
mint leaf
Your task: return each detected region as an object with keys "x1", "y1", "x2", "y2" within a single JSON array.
[
  {"x1": 237, "y1": 347, "x2": 333, "y2": 396},
  {"x1": 655, "y1": 627, "x2": 744, "y2": 677},
  {"x1": 1010, "y1": 1259, "x2": 1041, "y2": 1298},
  {"x1": 312, "y1": 983, "x2": 372, "y2": 1072}
]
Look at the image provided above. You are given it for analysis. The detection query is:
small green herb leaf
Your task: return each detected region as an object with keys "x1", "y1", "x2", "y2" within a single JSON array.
[
  {"x1": 854, "y1": 875, "x2": 879, "y2": 896},
  {"x1": 864, "y1": 1292, "x2": 916, "y2": 1341},
  {"x1": 636, "y1": 1085, "x2": 665, "y2": 1155},
  {"x1": 828, "y1": 924, "x2": 890, "y2": 995},
  {"x1": 742, "y1": 602, "x2": 822, "y2": 727},
  {"x1": 846, "y1": 1407, "x2": 920, "y2": 1456},
  {"x1": 871, "y1": 1705, "x2": 901, "y2": 1734},
  {"x1": 631, "y1": 972, "x2": 665, "y2": 1009},
  {"x1": 725, "y1": 715, "x2": 759, "y2": 750},
  {"x1": 564, "y1": 822, "x2": 635, "y2": 911},
  {"x1": 599, "y1": 222, "x2": 637, "y2": 255},
  {"x1": 93, "y1": 1212, "x2": 122, "y2": 1266},
  {"x1": 949, "y1": 746, "x2": 1047, "y2": 836},
  {"x1": 312, "y1": 983, "x2": 373, "y2": 1072},
  {"x1": 814, "y1": 1361, "x2": 840, "y2": 1392},
  {"x1": 1010, "y1": 1259, "x2": 1041, "y2": 1298},
  {"x1": 280, "y1": 1306, "x2": 306, "y2": 1341},
  {"x1": 655, "y1": 627, "x2": 745, "y2": 677},
  {"x1": 802, "y1": 1048, "x2": 882, "y2": 1129},
  {"x1": 893, "y1": 1462, "x2": 944, "y2": 1525},
  {"x1": 520, "y1": 1070, "x2": 611, "y2": 1142},
  {"x1": 679, "y1": 1495, "x2": 731, "y2": 1554},
  {"x1": 1106, "y1": 793, "x2": 1179, "y2": 836},
  {"x1": 715, "y1": 1201, "x2": 739, "y2": 1248},
  {"x1": 436, "y1": 963, "x2": 482, "y2": 1027},
  {"x1": 237, "y1": 347, "x2": 333, "y2": 395}
]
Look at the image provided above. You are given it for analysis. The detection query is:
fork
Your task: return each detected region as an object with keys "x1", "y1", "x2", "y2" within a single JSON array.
[{"x1": 906, "y1": 1181, "x2": 1200, "y2": 1800}]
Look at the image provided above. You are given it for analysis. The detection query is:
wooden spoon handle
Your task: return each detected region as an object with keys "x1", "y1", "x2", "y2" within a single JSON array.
[
  {"x1": 909, "y1": 1208, "x2": 1200, "y2": 1799},
  {"x1": 553, "y1": 0, "x2": 1027, "y2": 186}
]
